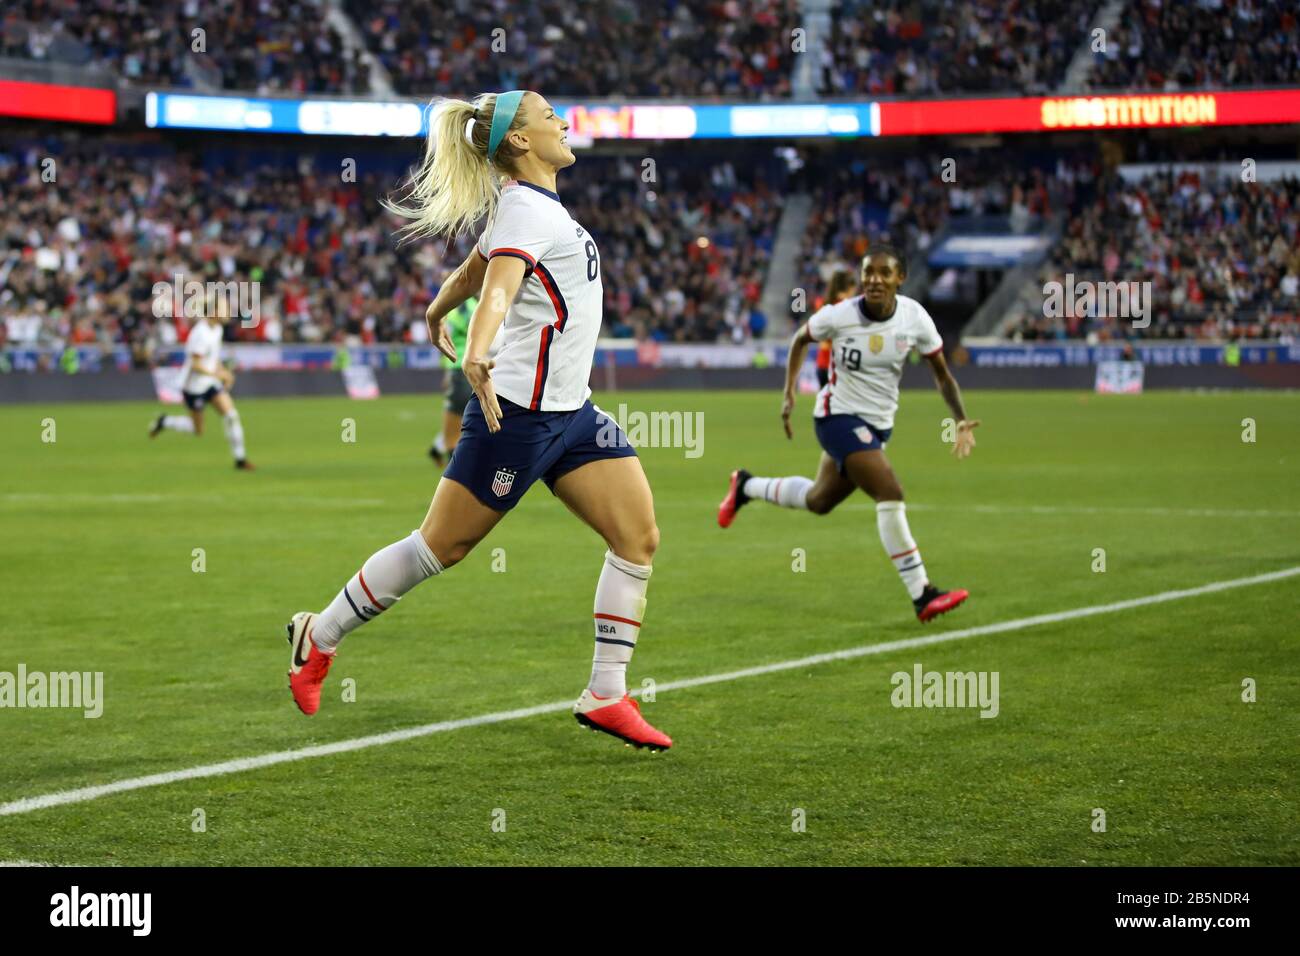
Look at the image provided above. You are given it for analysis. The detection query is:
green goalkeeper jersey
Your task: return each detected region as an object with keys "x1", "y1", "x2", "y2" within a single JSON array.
[{"x1": 441, "y1": 297, "x2": 476, "y2": 369}]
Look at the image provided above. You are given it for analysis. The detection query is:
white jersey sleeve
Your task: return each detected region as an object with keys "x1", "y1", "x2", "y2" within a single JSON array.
[
  {"x1": 806, "y1": 304, "x2": 836, "y2": 341},
  {"x1": 913, "y1": 305, "x2": 943, "y2": 356},
  {"x1": 477, "y1": 192, "x2": 556, "y2": 275}
]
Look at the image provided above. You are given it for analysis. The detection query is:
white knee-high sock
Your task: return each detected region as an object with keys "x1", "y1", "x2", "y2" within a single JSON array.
[
  {"x1": 589, "y1": 550, "x2": 652, "y2": 699},
  {"x1": 162, "y1": 415, "x2": 194, "y2": 433},
  {"x1": 222, "y1": 410, "x2": 246, "y2": 461},
  {"x1": 313, "y1": 530, "x2": 443, "y2": 651},
  {"x1": 876, "y1": 501, "x2": 927, "y2": 600},
  {"x1": 743, "y1": 475, "x2": 812, "y2": 510}
]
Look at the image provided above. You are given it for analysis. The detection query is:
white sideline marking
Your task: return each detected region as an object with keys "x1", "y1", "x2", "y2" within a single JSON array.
[
  {"x1": 0, "y1": 860, "x2": 50, "y2": 867},
  {"x1": 2, "y1": 566, "x2": 1297, "y2": 819}
]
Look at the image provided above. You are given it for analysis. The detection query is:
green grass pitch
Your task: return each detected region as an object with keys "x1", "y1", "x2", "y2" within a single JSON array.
[{"x1": 1, "y1": 388, "x2": 1297, "y2": 865}]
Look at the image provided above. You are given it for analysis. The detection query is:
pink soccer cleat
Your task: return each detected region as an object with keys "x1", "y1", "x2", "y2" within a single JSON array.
[
  {"x1": 573, "y1": 689, "x2": 672, "y2": 751},
  {"x1": 717, "y1": 468, "x2": 752, "y2": 528},
  {"x1": 286, "y1": 611, "x2": 334, "y2": 715},
  {"x1": 914, "y1": 585, "x2": 970, "y2": 623}
]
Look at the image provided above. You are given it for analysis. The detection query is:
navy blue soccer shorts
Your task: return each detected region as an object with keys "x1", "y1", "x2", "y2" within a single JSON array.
[
  {"x1": 814, "y1": 414, "x2": 893, "y2": 475},
  {"x1": 182, "y1": 385, "x2": 223, "y2": 411},
  {"x1": 444, "y1": 395, "x2": 638, "y2": 511}
]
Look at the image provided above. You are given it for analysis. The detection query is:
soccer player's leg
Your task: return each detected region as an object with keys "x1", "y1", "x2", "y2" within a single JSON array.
[
  {"x1": 150, "y1": 412, "x2": 195, "y2": 437},
  {"x1": 805, "y1": 452, "x2": 857, "y2": 515},
  {"x1": 720, "y1": 452, "x2": 853, "y2": 526},
  {"x1": 842, "y1": 448, "x2": 969, "y2": 622},
  {"x1": 286, "y1": 395, "x2": 516, "y2": 715},
  {"x1": 430, "y1": 374, "x2": 469, "y2": 464},
  {"x1": 287, "y1": 477, "x2": 504, "y2": 715},
  {"x1": 210, "y1": 390, "x2": 251, "y2": 470},
  {"x1": 152, "y1": 391, "x2": 205, "y2": 437},
  {"x1": 548, "y1": 408, "x2": 671, "y2": 750}
]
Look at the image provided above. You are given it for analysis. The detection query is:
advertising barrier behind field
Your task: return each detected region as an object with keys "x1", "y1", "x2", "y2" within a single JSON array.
[
  {"x1": 142, "y1": 89, "x2": 1300, "y2": 140},
  {"x1": 5, "y1": 341, "x2": 1297, "y2": 375}
]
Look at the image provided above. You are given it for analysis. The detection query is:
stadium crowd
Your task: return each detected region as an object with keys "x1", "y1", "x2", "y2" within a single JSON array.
[
  {"x1": 6, "y1": 0, "x2": 1299, "y2": 99},
  {"x1": 0, "y1": 0, "x2": 371, "y2": 93},
  {"x1": 1087, "y1": 0, "x2": 1300, "y2": 92},
  {"x1": 0, "y1": 138, "x2": 782, "y2": 358},
  {"x1": 0, "y1": 0, "x2": 799, "y2": 99},
  {"x1": 818, "y1": 0, "x2": 1092, "y2": 96},
  {"x1": 571, "y1": 157, "x2": 780, "y2": 343},
  {"x1": 344, "y1": 0, "x2": 800, "y2": 100},
  {"x1": 1006, "y1": 168, "x2": 1300, "y2": 342},
  {"x1": 797, "y1": 151, "x2": 1096, "y2": 297}
]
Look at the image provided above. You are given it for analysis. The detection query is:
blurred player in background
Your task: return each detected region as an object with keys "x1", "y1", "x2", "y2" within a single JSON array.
[
  {"x1": 718, "y1": 246, "x2": 978, "y2": 622},
  {"x1": 816, "y1": 269, "x2": 856, "y2": 387},
  {"x1": 428, "y1": 294, "x2": 476, "y2": 466},
  {"x1": 149, "y1": 299, "x2": 253, "y2": 471},
  {"x1": 285, "y1": 90, "x2": 671, "y2": 750}
]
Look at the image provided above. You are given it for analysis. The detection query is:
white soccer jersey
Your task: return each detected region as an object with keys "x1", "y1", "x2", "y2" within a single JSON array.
[
  {"x1": 807, "y1": 293, "x2": 943, "y2": 430},
  {"x1": 180, "y1": 319, "x2": 225, "y2": 394},
  {"x1": 475, "y1": 179, "x2": 602, "y2": 412}
]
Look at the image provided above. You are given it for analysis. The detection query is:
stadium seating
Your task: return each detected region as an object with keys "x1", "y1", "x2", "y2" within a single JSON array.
[
  {"x1": 568, "y1": 157, "x2": 782, "y2": 342},
  {"x1": 0, "y1": 0, "x2": 372, "y2": 93},
  {"x1": 1087, "y1": 0, "x2": 1300, "y2": 92},
  {"x1": 0, "y1": 0, "x2": 799, "y2": 98},
  {"x1": 796, "y1": 150, "x2": 1091, "y2": 298},
  {"x1": 343, "y1": 0, "x2": 800, "y2": 99},
  {"x1": 0, "y1": 137, "x2": 784, "y2": 352},
  {"x1": 5, "y1": 0, "x2": 1295, "y2": 98},
  {"x1": 818, "y1": 0, "x2": 1092, "y2": 96},
  {"x1": 1005, "y1": 169, "x2": 1300, "y2": 341}
]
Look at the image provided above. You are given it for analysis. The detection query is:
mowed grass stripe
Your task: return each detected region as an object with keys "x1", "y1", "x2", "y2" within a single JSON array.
[{"x1": 3, "y1": 564, "x2": 1296, "y2": 819}]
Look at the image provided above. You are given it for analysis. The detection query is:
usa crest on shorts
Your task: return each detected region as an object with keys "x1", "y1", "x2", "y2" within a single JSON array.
[
  {"x1": 491, "y1": 468, "x2": 518, "y2": 497},
  {"x1": 854, "y1": 425, "x2": 874, "y2": 444}
]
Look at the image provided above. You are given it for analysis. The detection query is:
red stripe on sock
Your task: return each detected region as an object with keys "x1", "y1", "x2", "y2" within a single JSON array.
[
  {"x1": 594, "y1": 613, "x2": 641, "y2": 628},
  {"x1": 357, "y1": 570, "x2": 388, "y2": 610},
  {"x1": 890, "y1": 547, "x2": 917, "y2": 560},
  {"x1": 773, "y1": 478, "x2": 782, "y2": 503}
]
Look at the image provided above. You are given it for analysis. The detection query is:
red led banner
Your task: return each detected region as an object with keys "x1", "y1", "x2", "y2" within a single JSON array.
[
  {"x1": 878, "y1": 89, "x2": 1300, "y2": 136},
  {"x1": 0, "y1": 80, "x2": 117, "y2": 125}
]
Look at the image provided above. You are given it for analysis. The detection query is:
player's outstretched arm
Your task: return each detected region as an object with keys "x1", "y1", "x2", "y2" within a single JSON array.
[
  {"x1": 464, "y1": 255, "x2": 525, "y2": 433},
  {"x1": 424, "y1": 248, "x2": 488, "y2": 362},
  {"x1": 782, "y1": 323, "x2": 815, "y2": 439},
  {"x1": 924, "y1": 349, "x2": 980, "y2": 459}
]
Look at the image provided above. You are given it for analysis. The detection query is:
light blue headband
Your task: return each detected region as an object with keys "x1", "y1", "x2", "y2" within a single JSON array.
[{"x1": 488, "y1": 90, "x2": 527, "y2": 160}]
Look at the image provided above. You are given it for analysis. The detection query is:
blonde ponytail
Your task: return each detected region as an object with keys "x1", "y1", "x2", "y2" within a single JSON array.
[{"x1": 385, "y1": 93, "x2": 529, "y2": 241}]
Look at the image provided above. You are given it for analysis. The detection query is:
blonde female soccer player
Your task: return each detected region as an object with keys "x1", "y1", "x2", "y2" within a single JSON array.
[{"x1": 283, "y1": 91, "x2": 671, "y2": 750}]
